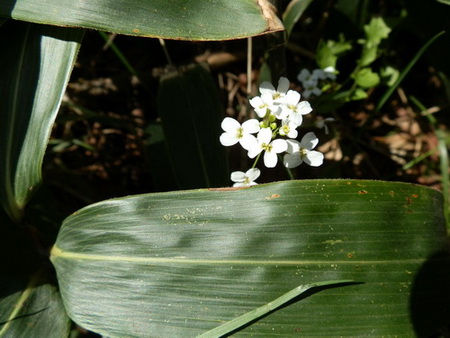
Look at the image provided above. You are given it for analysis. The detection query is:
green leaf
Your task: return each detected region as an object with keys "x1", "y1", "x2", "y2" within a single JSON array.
[
  {"x1": 199, "y1": 280, "x2": 355, "y2": 337},
  {"x1": 380, "y1": 66, "x2": 400, "y2": 86},
  {"x1": 0, "y1": 21, "x2": 83, "y2": 223},
  {"x1": 0, "y1": 0, "x2": 283, "y2": 41},
  {"x1": 50, "y1": 180, "x2": 450, "y2": 336},
  {"x1": 0, "y1": 272, "x2": 71, "y2": 338},
  {"x1": 316, "y1": 34, "x2": 352, "y2": 69},
  {"x1": 352, "y1": 67, "x2": 380, "y2": 88},
  {"x1": 359, "y1": 17, "x2": 391, "y2": 67},
  {"x1": 157, "y1": 64, "x2": 228, "y2": 189},
  {"x1": 282, "y1": 0, "x2": 314, "y2": 38},
  {"x1": 363, "y1": 17, "x2": 391, "y2": 46},
  {"x1": 375, "y1": 30, "x2": 445, "y2": 113},
  {"x1": 348, "y1": 88, "x2": 368, "y2": 101},
  {"x1": 0, "y1": 210, "x2": 70, "y2": 337}
]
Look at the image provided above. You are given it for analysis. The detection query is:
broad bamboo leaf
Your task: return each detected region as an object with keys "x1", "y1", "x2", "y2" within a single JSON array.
[
  {"x1": 0, "y1": 21, "x2": 83, "y2": 223},
  {"x1": 157, "y1": 64, "x2": 228, "y2": 189},
  {"x1": 0, "y1": 0, "x2": 283, "y2": 41},
  {"x1": 50, "y1": 179, "x2": 450, "y2": 336}
]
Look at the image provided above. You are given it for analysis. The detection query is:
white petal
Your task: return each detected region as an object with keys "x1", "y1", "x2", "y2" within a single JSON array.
[
  {"x1": 300, "y1": 132, "x2": 319, "y2": 150},
  {"x1": 285, "y1": 90, "x2": 300, "y2": 105},
  {"x1": 249, "y1": 96, "x2": 262, "y2": 107},
  {"x1": 242, "y1": 119, "x2": 260, "y2": 134},
  {"x1": 233, "y1": 182, "x2": 246, "y2": 187},
  {"x1": 287, "y1": 128, "x2": 298, "y2": 139},
  {"x1": 231, "y1": 171, "x2": 246, "y2": 182},
  {"x1": 271, "y1": 139, "x2": 288, "y2": 153},
  {"x1": 239, "y1": 134, "x2": 257, "y2": 150},
  {"x1": 259, "y1": 81, "x2": 275, "y2": 95},
  {"x1": 286, "y1": 139, "x2": 300, "y2": 154},
  {"x1": 283, "y1": 153, "x2": 302, "y2": 168},
  {"x1": 246, "y1": 168, "x2": 261, "y2": 181},
  {"x1": 298, "y1": 101, "x2": 312, "y2": 115},
  {"x1": 297, "y1": 69, "x2": 310, "y2": 82},
  {"x1": 263, "y1": 151, "x2": 278, "y2": 168},
  {"x1": 289, "y1": 113, "x2": 303, "y2": 126},
  {"x1": 247, "y1": 144, "x2": 263, "y2": 159},
  {"x1": 304, "y1": 150, "x2": 324, "y2": 167},
  {"x1": 313, "y1": 69, "x2": 326, "y2": 80},
  {"x1": 257, "y1": 128, "x2": 272, "y2": 144},
  {"x1": 221, "y1": 117, "x2": 240, "y2": 132},
  {"x1": 219, "y1": 132, "x2": 238, "y2": 146},
  {"x1": 277, "y1": 77, "x2": 290, "y2": 93},
  {"x1": 311, "y1": 87, "x2": 322, "y2": 96}
]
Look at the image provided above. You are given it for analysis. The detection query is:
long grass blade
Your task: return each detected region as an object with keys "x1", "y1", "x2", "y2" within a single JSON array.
[{"x1": 198, "y1": 280, "x2": 355, "y2": 337}]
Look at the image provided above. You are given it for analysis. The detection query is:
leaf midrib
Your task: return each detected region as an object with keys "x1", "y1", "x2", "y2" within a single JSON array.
[{"x1": 50, "y1": 246, "x2": 423, "y2": 265}]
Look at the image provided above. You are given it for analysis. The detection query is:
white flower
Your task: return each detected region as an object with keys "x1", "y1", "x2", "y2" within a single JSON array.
[
  {"x1": 230, "y1": 168, "x2": 260, "y2": 187},
  {"x1": 219, "y1": 117, "x2": 260, "y2": 150},
  {"x1": 249, "y1": 93, "x2": 278, "y2": 118},
  {"x1": 323, "y1": 66, "x2": 337, "y2": 80},
  {"x1": 259, "y1": 77, "x2": 290, "y2": 104},
  {"x1": 247, "y1": 128, "x2": 287, "y2": 168},
  {"x1": 283, "y1": 132, "x2": 324, "y2": 168},
  {"x1": 297, "y1": 69, "x2": 316, "y2": 85},
  {"x1": 315, "y1": 117, "x2": 335, "y2": 135},
  {"x1": 297, "y1": 69, "x2": 323, "y2": 98},
  {"x1": 279, "y1": 119, "x2": 298, "y2": 139},
  {"x1": 279, "y1": 90, "x2": 312, "y2": 126}
]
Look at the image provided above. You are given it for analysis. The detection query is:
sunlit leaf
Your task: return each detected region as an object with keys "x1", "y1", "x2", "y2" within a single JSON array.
[
  {"x1": 0, "y1": 0, "x2": 283, "y2": 41},
  {"x1": 0, "y1": 21, "x2": 83, "y2": 222},
  {"x1": 352, "y1": 67, "x2": 380, "y2": 88},
  {"x1": 51, "y1": 179, "x2": 450, "y2": 336}
]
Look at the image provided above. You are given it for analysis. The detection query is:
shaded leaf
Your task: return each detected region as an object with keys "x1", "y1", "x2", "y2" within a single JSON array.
[
  {"x1": 0, "y1": 0, "x2": 283, "y2": 41},
  {"x1": 157, "y1": 64, "x2": 228, "y2": 189},
  {"x1": 51, "y1": 180, "x2": 449, "y2": 336},
  {"x1": 0, "y1": 21, "x2": 83, "y2": 223},
  {"x1": 282, "y1": 0, "x2": 314, "y2": 37},
  {"x1": 0, "y1": 210, "x2": 70, "y2": 338},
  {"x1": 0, "y1": 272, "x2": 70, "y2": 338}
]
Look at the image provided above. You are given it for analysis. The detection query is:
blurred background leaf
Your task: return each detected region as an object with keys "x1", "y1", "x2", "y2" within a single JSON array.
[
  {"x1": 0, "y1": 21, "x2": 83, "y2": 223},
  {"x1": 51, "y1": 179, "x2": 449, "y2": 336}
]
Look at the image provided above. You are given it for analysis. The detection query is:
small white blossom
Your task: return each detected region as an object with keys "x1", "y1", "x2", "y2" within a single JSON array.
[
  {"x1": 259, "y1": 77, "x2": 290, "y2": 104},
  {"x1": 249, "y1": 93, "x2": 278, "y2": 118},
  {"x1": 315, "y1": 117, "x2": 335, "y2": 135},
  {"x1": 283, "y1": 132, "x2": 324, "y2": 168},
  {"x1": 247, "y1": 128, "x2": 287, "y2": 168},
  {"x1": 280, "y1": 90, "x2": 312, "y2": 126},
  {"x1": 230, "y1": 168, "x2": 260, "y2": 187},
  {"x1": 279, "y1": 119, "x2": 298, "y2": 139},
  {"x1": 323, "y1": 66, "x2": 337, "y2": 80},
  {"x1": 219, "y1": 117, "x2": 260, "y2": 150}
]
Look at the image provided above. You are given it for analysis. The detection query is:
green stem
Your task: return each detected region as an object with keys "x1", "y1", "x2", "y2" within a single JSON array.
[{"x1": 252, "y1": 153, "x2": 262, "y2": 169}]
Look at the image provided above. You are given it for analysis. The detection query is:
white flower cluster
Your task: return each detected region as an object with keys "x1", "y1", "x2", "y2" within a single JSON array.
[
  {"x1": 297, "y1": 67, "x2": 336, "y2": 98},
  {"x1": 219, "y1": 77, "x2": 324, "y2": 187}
]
